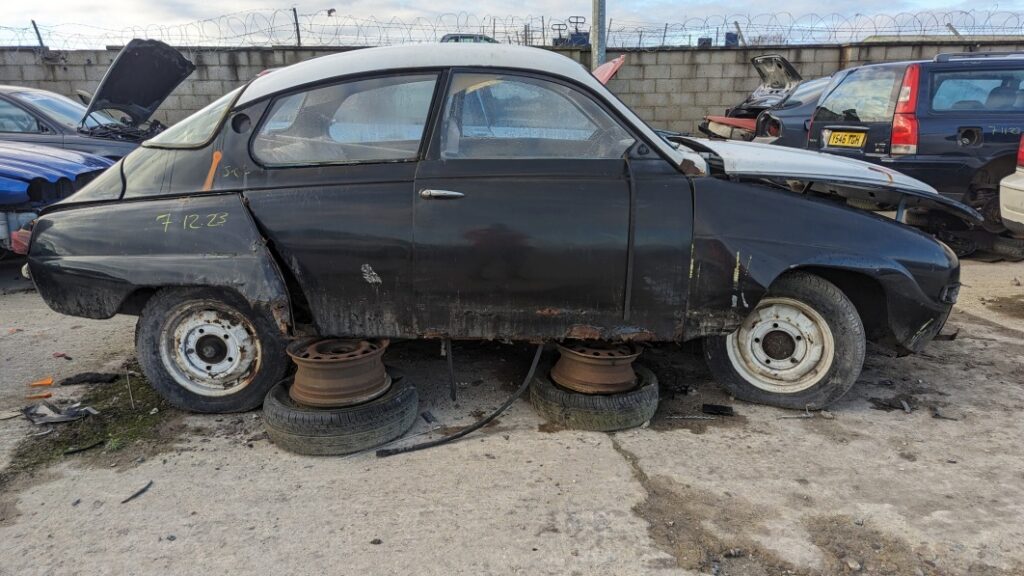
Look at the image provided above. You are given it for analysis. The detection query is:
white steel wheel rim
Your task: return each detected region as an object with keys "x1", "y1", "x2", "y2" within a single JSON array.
[
  {"x1": 158, "y1": 300, "x2": 262, "y2": 397},
  {"x1": 725, "y1": 297, "x2": 835, "y2": 394}
]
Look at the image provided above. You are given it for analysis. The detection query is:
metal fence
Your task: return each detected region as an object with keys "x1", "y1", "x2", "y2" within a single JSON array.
[{"x1": 3, "y1": 10, "x2": 1024, "y2": 50}]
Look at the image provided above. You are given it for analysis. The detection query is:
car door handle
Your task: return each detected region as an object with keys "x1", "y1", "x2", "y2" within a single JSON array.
[{"x1": 419, "y1": 189, "x2": 465, "y2": 200}]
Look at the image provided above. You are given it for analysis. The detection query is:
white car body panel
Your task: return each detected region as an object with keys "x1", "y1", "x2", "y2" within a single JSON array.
[{"x1": 1000, "y1": 167, "x2": 1024, "y2": 234}]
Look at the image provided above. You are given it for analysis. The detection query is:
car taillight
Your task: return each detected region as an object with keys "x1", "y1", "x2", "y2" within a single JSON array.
[
  {"x1": 1017, "y1": 135, "x2": 1024, "y2": 167},
  {"x1": 891, "y1": 64, "x2": 919, "y2": 156},
  {"x1": 892, "y1": 114, "x2": 918, "y2": 155}
]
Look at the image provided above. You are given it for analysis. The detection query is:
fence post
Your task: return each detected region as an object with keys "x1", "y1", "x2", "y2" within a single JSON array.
[
  {"x1": 292, "y1": 8, "x2": 302, "y2": 47},
  {"x1": 590, "y1": 0, "x2": 606, "y2": 70},
  {"x1": 31, "y1": 20, "x2": 45, "y2": 48}
]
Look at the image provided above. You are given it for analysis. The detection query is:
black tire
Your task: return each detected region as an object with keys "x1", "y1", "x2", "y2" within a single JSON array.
[
  {"x1": 263, "y1": 369, "x2": 418, "y2": 456},
  {"x1": 704, "y1": 272, "x2": 865, "y2": 410},
  {"x1": 136, "y1": 287, "x2": 289, "y2": 413},
  {"x1": 530, "y1": 362, "x2": 659, "y2": 431}
]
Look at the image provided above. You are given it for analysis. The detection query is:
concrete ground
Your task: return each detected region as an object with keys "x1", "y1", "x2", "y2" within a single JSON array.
[{"x1": 0, "y1": 256, "x2": 1022, "y2": 576}]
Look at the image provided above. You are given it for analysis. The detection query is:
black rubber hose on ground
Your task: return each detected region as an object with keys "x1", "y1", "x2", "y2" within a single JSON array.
[{"x1": 376, "y1": 342, "x2": 544, "y2": 458}]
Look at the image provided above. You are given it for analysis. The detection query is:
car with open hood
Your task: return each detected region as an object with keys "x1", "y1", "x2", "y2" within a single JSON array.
[
  {"x1": 700, "y1": 54, "x2": 806, "y2": 141},
  {"x1": 25, "y1": 44, "x2": 976, "y2": 414},
  {"x1": 0, "y1": 39, "x2": 194, "y2": 159}
]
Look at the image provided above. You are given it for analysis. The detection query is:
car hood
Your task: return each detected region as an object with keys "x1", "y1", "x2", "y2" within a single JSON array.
[
  {"x1": 83, "y1": 39, "x2": 195, "y2": 127},
  {"x1": 0, "y1": 141, "x2": 114, "y2": 206},
  {"x1": 683, "y1": 138, "x2": 982, "y2": 222},
  {"x1": 729, "y1": 55, "x2": 803, "y2": 117}
]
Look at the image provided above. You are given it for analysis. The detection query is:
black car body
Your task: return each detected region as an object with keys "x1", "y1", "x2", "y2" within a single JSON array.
[
  {"x1": 25, "y1": 45, "x2": 976, "y2": 413},
  {"x1": 807, "y1": 52, "x2": 1024, "y2": 226},
  {"x1": 0, "y1": 39, "x2": 194, "y2": 159},
  {"x1": 753, "y1": 76, "x2": 831, "y2": 148}
]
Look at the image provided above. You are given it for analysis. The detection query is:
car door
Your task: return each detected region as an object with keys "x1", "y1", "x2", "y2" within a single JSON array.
[
  {"x1": 413, "y1": 70, "x2": 636, "y2": 340},
  {"x1": 242, "y1": 72, "x2": 442, "y2": 338},
  {"x1": 0, "y1": 96, "x2": 64, "y2": 148}
]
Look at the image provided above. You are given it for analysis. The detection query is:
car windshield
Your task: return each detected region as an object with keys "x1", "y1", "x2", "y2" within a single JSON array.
[{"x1": 13, "y1": 90, "x2": 123, "y2": 129}]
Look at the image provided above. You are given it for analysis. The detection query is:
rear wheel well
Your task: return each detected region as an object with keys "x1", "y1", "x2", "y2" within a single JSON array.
[
  {"x1": 785, "y1": 267, "x2": 889, "y2": 343},
  {"x1": 970, "y1": 154, "x2": 1016, "y2": 193},
  {"x1": 117, "y1": 288, "x2": 157, "y2": 316}
]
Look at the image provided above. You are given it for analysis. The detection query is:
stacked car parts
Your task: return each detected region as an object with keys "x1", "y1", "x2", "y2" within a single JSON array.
[
  {"x1": 531, "y1": 341, "x2": 659, "y2": 431},
  {"x1": 263, "y1": 338, "x2": 418, "y2": 456}
]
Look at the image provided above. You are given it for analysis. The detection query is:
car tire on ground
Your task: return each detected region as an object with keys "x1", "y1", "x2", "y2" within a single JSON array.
[
  {"x1": 263, "y1": 369, "x2": 418, "y2": 456},
  {"x1": 136, "y1": 287, "x2": 289, "y2": 413},
  {"x1": 530, "y1": 362, "x2": 659, "y2": 431},
  {"x1": 704, "y1": 272, "x2": 866, "y2": 410}
]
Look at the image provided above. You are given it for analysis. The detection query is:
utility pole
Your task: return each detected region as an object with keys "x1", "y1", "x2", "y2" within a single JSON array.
[{"x1": 590, "y1": 0, "x2": 606, "y2": 70}]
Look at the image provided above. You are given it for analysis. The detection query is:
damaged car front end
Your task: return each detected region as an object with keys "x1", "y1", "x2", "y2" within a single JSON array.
[{"x1": 25, "y1": 44, "x2": 974, "y2": 414}]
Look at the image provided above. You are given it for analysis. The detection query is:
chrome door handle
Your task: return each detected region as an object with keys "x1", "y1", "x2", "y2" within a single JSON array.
[{"x1": 419, "y1": 189, "x2": 465, "y2": 200}]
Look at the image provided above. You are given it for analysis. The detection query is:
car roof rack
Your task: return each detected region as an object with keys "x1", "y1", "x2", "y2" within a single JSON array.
[{"x1": 934, "y1": 51, "x2": 1024, "y2": 63}]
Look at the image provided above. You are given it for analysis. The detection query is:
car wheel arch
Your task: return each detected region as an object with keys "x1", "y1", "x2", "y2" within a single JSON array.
[{"x1": 784, "y1": 266, "x2": 890, "y2": 344}]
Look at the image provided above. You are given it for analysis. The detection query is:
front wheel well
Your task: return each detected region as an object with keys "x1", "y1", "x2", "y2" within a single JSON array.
[{"x1": 784, "y1": 267, "x2": 889, "y2": 344}]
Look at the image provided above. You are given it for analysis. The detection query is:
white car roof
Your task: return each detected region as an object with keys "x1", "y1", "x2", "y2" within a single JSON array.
[{"x1": 234, "y1": 44, "x2": 693, "y2": 168}]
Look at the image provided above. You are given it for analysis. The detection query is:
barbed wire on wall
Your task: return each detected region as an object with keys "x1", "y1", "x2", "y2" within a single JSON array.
[{"x1": 2, "y1": 9, "x2": 1024, "y2": 51}]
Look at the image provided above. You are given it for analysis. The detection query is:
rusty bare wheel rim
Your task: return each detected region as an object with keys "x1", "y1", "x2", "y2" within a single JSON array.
[
  {"x1": 159, "y1": 300, "x2": 261, "y2": 397},
  {"x1": 726, "y1": 297, "x2": 835, "y2": 394},
  {"x1": 551, "y1": 341, "x2": 642, "y2": 394},
  {"x1": 287, "y1": 338, "x2": 390, "y2": 407}
]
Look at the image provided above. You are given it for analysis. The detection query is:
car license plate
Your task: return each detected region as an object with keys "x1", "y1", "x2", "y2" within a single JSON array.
[{"x1": 827, "y1": 131, "x2": 866, "y2": 148}]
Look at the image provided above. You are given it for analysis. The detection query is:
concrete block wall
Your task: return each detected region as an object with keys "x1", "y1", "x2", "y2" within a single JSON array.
[{"x1": 3, "y1": 41, "x2": 1024, "y2": 132}]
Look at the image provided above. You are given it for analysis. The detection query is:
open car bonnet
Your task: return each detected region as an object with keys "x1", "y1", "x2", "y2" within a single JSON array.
[
  {"x1": 82, "y1": 39, "x2": 195, "y2": 128},
  {"x1": 731, "y1": 54, "x2": 803, "y2": 114},
  {"x1": 685, "y1": 137, "x2": 982, "y2": 223}
]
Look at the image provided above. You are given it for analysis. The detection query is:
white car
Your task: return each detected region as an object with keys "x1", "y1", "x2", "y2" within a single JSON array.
[{"x1": 999, "y1": 143, "x2": 1024, "y2": 235}]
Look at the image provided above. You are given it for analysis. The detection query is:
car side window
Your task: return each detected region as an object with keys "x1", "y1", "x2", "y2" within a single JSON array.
[
  {"x1": 253, "y1": 74, "x2": 438, "y2": 167},
  {"x1": 0, "y1": 99, "x2": 42, "y2": 133},
  {"x1": 930, "y1": 70, "x2": 1024, "y2": 112},
  {"x1": 440, "y1": 73, "x2": 634, "y2": 160}
]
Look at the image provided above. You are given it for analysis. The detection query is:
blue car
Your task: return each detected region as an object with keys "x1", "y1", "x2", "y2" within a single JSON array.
[{"x1": 0, "y1": 141, "x2": 113, "y2": 253}]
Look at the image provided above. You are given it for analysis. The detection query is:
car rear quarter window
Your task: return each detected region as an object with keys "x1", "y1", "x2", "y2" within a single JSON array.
[
  {"x1": 145, "y1": 87, "x2": 242, "y2": 149},
  {"x1": 930, "y1": 69, "x2": 1024, "y2": 111},
  {"x1": 252, "y1": 74, "x2": 438, "y2": 167},
  {"x1": 440, "y1": 73, "x2": 634, "y2": 159},
  {"x1": 814, "y1": 66, "x2": 902, "y2": 123}
]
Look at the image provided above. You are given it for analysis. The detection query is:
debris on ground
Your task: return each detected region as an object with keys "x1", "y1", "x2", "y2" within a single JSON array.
[
  {"x1": 62, "y1": 440, "x2": 104, "y2": 456},
  {"x1": 869, "y1": 395, "x2": 919, "y2": 413},
  {"x1": 931, "y1": 407, "x2": 959, "y2": 421},
  {"x1": 22, "y1": 402, "x2": 99, "y2": 425},
  {"x1": 25, "y1": 392, "x2": 52, "y2": 400},
  {"x1": 420, "y1": 410, "x2": 437, "y2": 424},
  {"x1": 701, "y1": 404, "x2": 735, "y2": 416},
  {"x1": 29, "y1": 377, "x2": 53, "y2": 387},
  {"x1": 52, "y1": 352, "x2": 73, "y2": 361},
  {"x1": 933, "y1": 328, "x2": 959, "y2": 341},
  {"x1": 57, "y1": 372, "x2": 120, "y2": 386},
  {"x1": 120, "y1": 480, "x2": 153, "y2": 504}
]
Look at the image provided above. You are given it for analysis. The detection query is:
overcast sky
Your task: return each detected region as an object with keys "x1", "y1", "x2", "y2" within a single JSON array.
[{"x1": 5, "y1": 0, "x2": 1024, "y2": 31}]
